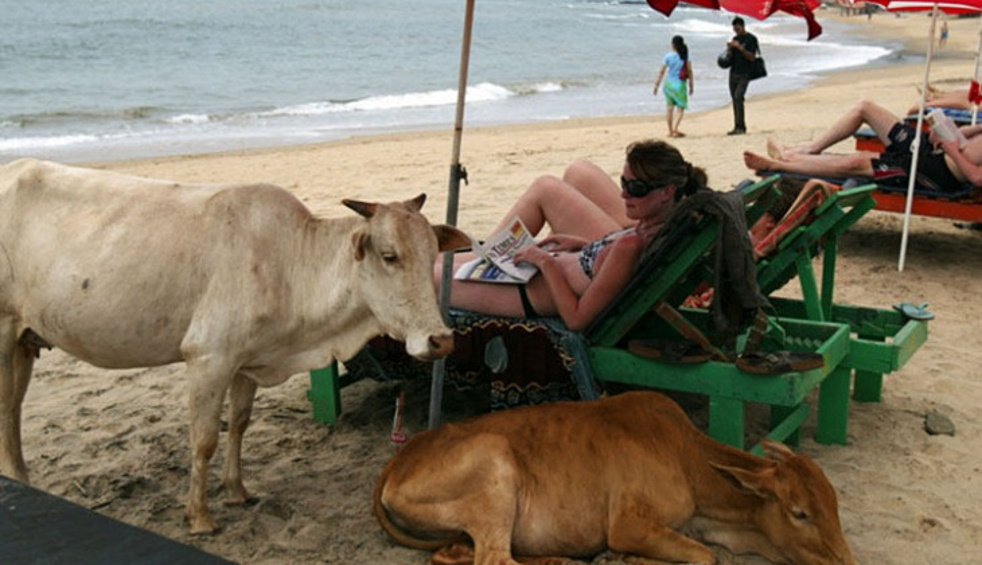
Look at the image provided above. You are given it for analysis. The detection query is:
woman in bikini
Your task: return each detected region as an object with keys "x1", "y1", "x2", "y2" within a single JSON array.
[{"x1": 437, "y1": 139, "x2": 707, "y2": 332}]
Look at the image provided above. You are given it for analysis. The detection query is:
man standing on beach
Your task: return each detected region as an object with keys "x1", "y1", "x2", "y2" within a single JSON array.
[{"x1": 726, "y1": 17, "x2": 759, "y2": 136}]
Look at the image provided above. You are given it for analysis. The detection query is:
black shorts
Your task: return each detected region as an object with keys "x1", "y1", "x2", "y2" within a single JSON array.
[{"x1": 871, "y1": 123, "x2": 963, "y2": 192}]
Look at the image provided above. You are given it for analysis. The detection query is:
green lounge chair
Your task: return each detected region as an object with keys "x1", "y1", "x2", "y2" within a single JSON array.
[
  {"x1": 310, "y1": 178, "x2": 842, "y2": 450},
  {"x1": 750, "y1": 178, "x2": 929, "y2": 442},
  {"x1": 308, "y1": 176, "x2": 928, "y2": 452}
]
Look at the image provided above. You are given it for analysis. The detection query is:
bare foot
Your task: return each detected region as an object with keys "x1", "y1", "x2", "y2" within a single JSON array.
[
  {"x1": 674, "y1": 131, "x2": 686, "y2": 138},
  {"x1": 743, "y1": 150, "x2": 776, "y2": 172},
  {"x1": 766, "y1": 138, "x2": 784, "y2": 159}
]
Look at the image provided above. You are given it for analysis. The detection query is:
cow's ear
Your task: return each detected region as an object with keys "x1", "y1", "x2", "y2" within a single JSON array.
[
  {"x1": 761, "y1": 439, "x2": 795, "y2": 464},
  {"x1": 433, "y1": 224, "x2": 471, "y2": 253},
  {"x1": 343, "y1": 199, "x2": 377, "y2": 219},
  {"x1": 711, "y1": 462, "x2": 776, "y2": 500},
  {"x1": 406, "y1": 193, "x2": 426, "y2": 212},
  {"x1": 351, "y1": 231, "x2": 371, "y2": 261}
]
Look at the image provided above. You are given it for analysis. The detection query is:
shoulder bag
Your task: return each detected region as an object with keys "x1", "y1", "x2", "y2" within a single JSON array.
[{"x1": 749, "y1": 47, "x2": 767, "y2": 81}]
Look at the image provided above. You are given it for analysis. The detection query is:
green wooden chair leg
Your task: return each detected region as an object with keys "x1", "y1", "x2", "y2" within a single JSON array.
[
  {"x1": 852, "y1": 369, "x2": 883, "y2": 403},
  {"x1": 709, "y1": 397, "x2": 745, "y2": 449},
  {"x1": 821, "y1": 235, "x2": 837, "y2": 319},
  {"x1": 308, "y1": 361, "x2": 341, "y2": 425},
  {"x1": 815, "y1": 366, "x2": 851, "y2": 445},
  {"x1": 770, "y1": 405, "x2": 803, "y2": 448},
  {"x1": 795, "y1": 253, "x2": 825, "y2": 321}
]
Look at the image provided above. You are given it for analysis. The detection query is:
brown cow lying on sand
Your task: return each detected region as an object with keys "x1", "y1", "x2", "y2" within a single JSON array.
[
  {"x1": 0, "y1": 158, "x2": 470, "y2": 534},
  {"x1": 375, "y1": 391, "x2": 856, "y2": 565}
]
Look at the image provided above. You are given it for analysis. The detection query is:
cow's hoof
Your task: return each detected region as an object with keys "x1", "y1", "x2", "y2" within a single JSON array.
[
  {"x1": 187, "y1": 515, "x2": 219, "y2": 535},
  {"x1": 222, "y1": 485, "x2": 253, "y2": 506}
]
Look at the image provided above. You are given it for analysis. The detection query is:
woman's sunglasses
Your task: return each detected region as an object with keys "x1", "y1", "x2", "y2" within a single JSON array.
[{"x1": 620, "y1": 176, "x2": 669, "y2": 198}]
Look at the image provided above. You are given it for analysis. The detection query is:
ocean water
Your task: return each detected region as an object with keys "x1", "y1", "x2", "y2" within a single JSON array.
[{"x1": 0, "y1": 0, "x2": 906, "y2": 163}]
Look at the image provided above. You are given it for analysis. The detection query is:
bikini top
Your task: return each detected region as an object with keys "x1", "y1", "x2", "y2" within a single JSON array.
[{"x1": 578, "y1": 228, "x2": 634, "y2": 279}]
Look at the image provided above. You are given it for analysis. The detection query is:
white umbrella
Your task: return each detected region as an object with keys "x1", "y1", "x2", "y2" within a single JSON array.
[{"x1": 869, "y1": 0, "x2": 982, "y2": 271}]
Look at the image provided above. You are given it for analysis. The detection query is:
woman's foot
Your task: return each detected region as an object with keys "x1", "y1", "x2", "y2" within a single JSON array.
[
  {"x1": 767, "y1": 138, "x2": 810, "y2": 160},
  {"x1": 766, "y1": 138, "x2": 785, "y2": 159},
  {"x1": 743, "y1": 150, "x2": 778, "y2": 172}
]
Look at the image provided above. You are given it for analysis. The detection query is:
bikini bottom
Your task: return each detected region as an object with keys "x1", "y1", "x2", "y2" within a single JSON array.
[{"x1": 516, "y1": 284, "x2": 541, "y2": 317}]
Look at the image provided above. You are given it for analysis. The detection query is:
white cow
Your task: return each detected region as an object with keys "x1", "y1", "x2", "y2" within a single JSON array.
[{"x1": 0, "y1": 158, "x2": 470, "y2": 533}]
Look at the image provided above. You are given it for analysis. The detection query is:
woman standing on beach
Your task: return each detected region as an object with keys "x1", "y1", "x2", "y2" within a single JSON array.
[{"x1": 653, "y1": 36, "x2": 694, "y2": 138}]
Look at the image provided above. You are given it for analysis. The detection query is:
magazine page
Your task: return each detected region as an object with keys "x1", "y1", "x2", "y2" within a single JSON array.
[
  {"x1": 479, "y1": 217, "x2": 539, "y2": 281},
  {"x1": 452, "y1": 216, "x2": 539, "y2": 284},
  {"x1": 453, "y1": 256, "x2": 525, "y2": 284}
]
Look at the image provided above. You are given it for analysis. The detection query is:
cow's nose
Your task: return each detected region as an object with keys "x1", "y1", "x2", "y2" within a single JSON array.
[{"x1": 424, "y1": 333, "x2": 454, "y2": 360}]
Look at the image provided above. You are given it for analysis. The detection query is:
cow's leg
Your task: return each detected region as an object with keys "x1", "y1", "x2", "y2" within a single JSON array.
[
  {"x1": 184, "y1": 359, "x2": 235, "y2": 534},
  {"x1": 221, "y1": 372, "x2": 257, "y2": 505},
  {"x1": 0, "y1": 321, "x2": 34, "y2": 483},
  {"x1": 606, "y1": 510, "x2": 716, "y2": 565}
]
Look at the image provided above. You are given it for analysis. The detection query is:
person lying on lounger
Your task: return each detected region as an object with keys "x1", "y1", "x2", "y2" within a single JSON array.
[
  {"x1": 743, "y1": 99, "x2": 982, "y2": 192},
  {"x1": 907, "y1": 85, "x2": 974, "y2": 116},
  {"x1": 436, "y1": 139, "x2": 708, "y2": 331}
]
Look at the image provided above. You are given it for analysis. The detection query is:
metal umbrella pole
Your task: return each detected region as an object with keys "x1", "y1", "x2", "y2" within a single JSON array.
[
  {"x1": 429, "y1": 0, "x2": 476, "y2": 430},
  {"x1": 973, "y1": 18, "x2": 982, "y2": 125},
  {"x1": 898, "y1": 2, "x2": 940, "y2": 272}
]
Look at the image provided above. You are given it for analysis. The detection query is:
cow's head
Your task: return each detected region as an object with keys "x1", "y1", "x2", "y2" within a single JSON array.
[
  {"x1": 712, "y1": 440, "x2": 857, "y2": 565},
  {"x1": 344, "y1": 194, "x2": 470, "y2": 361}
]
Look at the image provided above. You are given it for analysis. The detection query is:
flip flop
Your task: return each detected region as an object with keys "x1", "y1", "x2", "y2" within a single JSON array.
[
  {"x1": 628, "y1": 338, "x2": 712, "y2": 364},
  {"x1": 736, "y1": 350, "x2": 824, "y2": 375},
  {"x1": 892, "y1": 302, "x2": 935, "y2": 321}
]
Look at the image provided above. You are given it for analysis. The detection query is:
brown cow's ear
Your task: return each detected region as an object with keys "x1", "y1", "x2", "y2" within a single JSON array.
[
  {"x1": 761, "y1": 439, "x2": 795, "y2": 463},
  {"x1": 406, "y1": 193, "x2": 426, "y2": 211},
  {"x1": 433, "y1": 225, "x2": 471, "y2": 253},
  {"x1": 351, "y1": 231, "x2": 370, "y2": 261},
  {"x1": 343, "y1": 199, "x2": 378, "y2": 218},
  {"x1": 711, "y1": 462, "x2": 776, "y2": 499}
]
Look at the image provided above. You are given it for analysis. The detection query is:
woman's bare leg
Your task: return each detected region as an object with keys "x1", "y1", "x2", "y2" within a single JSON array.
[
  {"x1": 561, "y1": 160, "x2": 634, "y2": 229},
  {"x1": 666, "y1": 105, "x2": 676, "y2": 137},
  {"x1": 779, "y1": 99, "x2": 902, "y2": 156},
  {"x1": 433, "y1": 253, "x2": 548, "y2": 317},
  {"x1": 673, "y1": 108, "x2": 685, "y2": 136},
  {"x1": 743, "y1": 150, "x2": 877, "y2": 178},
  {"x1": 491, "y1": 164, "x2": 625, "y2": 240}
]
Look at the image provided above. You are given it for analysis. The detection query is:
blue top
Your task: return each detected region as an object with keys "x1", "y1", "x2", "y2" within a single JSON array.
[{"x1": 664, "y1": 52, "x2": 685, "y2": 81}]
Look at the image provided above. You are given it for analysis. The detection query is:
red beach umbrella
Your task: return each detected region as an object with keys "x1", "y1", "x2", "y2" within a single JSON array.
[
  {"x1": 646, "y1": 0, "x2": 823, "y2": 40},
  {"x1": 866, "y1": 0, "x2": 982, "y2": 271}
]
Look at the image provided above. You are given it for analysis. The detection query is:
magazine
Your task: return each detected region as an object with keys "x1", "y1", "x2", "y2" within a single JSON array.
[{"x1": 454, "y1": 217, "x2": 539, "y2": 284}]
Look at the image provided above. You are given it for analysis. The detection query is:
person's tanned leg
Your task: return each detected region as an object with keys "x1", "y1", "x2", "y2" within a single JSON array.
[
  {"x1": 743, "y1": 150, "x2": 877, "y2": 178},
  {"x1": 790, "y1": 99, "x2": 902, "y2": 155}
]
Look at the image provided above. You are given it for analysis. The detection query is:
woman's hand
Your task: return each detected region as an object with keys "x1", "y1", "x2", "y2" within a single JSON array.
[
  {"x1": 538, "y1": 234, "x2": 586, "y2": 252},
  {"x1": 514, "y1": 245, "x2": 554, "y2": 268}
]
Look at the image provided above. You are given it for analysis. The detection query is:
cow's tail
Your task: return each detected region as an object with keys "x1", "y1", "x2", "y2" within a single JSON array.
[{"x1": 373, "y1": 459, "x2": 449, "y2": 552}]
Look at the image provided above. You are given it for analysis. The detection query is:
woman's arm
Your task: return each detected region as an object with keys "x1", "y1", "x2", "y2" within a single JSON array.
[
  {"x1": 653, "y1": 65, "x2": 667, "y2": 95},
  {"x1": 959, "y1": 123, "x2": 982, "y2": 138},
  {"x1": 516, "y1": 236, "x2": 641, "y2": 331}
]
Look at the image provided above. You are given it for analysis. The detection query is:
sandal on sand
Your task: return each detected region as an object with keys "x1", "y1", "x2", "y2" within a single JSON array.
[
  {"x1": 736, "y1": 351, "x2": 824, "y2": 375},
  {"x1": 628, "y1": 338, "x2": 712, "y2": 364},
  {"x1": 893, "y1": 302, "x2": 935, "y2": 321}
]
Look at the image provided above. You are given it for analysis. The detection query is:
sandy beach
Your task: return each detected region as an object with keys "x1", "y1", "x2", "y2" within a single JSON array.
[{"x1": 11, "y1": 9, "x2": 982, "y2": 564}]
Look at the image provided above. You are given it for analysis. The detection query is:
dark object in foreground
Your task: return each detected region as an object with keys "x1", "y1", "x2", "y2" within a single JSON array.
[{"x1": 0, "y1": 476, "x2": 234, "y2": 565}]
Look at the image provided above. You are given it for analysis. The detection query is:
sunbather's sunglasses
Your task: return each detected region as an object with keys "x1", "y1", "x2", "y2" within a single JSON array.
[{"x1": 620, "y1": 176, "x2": 669, "y2": 198}]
